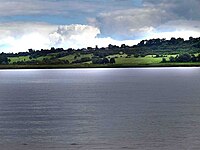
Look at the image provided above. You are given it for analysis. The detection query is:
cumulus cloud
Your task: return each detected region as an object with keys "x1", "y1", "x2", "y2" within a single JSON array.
[
  {"x1": 0, "y1": 23, "x2": 56, "y2": 52},
  {"x1": 0, "y1": 23, "x2": 139, "y2": 53},
  {"x1": 49, "y1": 25, "x2": 101, "y2": 47},
  {"x1": 49, "y1": 24, "x2": 139, "y2": 49}
]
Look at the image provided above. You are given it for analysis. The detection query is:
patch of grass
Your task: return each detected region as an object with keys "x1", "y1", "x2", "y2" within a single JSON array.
[
  {"x1": 59, "y1": 54, "x2": 93, "y2": 63},
  {"x1": 106, "y1": 54, "x2": 180, "y2": 65},
  {"x1": 7, "y1": 53, "x2": 200, "y2": 67},
  {"x1": 8, "y1": 52, "x2": 61, "y2": 64},
  {"x1": 8, "y1": 56, "x2": 31, "y2": 63},
  {"x1": 36, "y1": 55, "x2": 53, "y2": 61},
  {"x1": 107, "y1": 54, "x2": 160, "y2": 65},
  {"x1": 117, "y1": 57, "x2": 162, "y2": 64}
]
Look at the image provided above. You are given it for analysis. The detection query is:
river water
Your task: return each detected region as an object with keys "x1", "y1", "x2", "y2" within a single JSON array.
[{"x1": 0, "y1": 68, "x2": 200, "y2": 150}]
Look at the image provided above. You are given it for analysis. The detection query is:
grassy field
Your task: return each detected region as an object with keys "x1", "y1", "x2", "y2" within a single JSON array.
[
  {"x1": 107, "y1": 54, "x2": 177, "y2": 65},
  {"x1": 9, "y1": 56, "x2": 31, "y2": 63},
  {"x1": 8, "y1": 53, "x2": 60, "y2": 63},
  {"x1": 6, "y1": 53, "x2": 200, "y2": 69},
  {"x1": 59, "y1": 53, "x2": 93, "y2": 63}
]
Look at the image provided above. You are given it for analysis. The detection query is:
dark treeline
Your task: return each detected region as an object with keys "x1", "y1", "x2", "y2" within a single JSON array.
[{"x1": 0, "y1": 36, "x2": 200, "y2": 65}]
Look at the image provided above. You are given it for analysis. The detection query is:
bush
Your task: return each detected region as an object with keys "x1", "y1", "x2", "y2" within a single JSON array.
[
  {"x1": 169, "y1": 56, "x2": 175, "y2": 62},
  {"x1": 92, "y1": 57, "x2": 103, "y2": 64},
  {"x1": 102, "y1": 58, "x2": 110, "y2": 64},
  {"x1": 110, "y1": 58, "x2": 116, "y2": 64},
  {"x1": 161, "y1": 58, "x2": 167, "y2": 63},
  {"x1": 176, "y1": 53, "x2": 191, "y2": 62},
  {"x1": 141, "y1": 54, "x2": 146, "y2": 57},
  {"x1": 134, "y1": 54, "x2": 139, "y2": 58}
]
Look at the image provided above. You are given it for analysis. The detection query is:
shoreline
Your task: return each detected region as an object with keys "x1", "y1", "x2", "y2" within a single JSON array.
[{"x1": 1, "y1": 63, "x2": 200, "y2": 69}]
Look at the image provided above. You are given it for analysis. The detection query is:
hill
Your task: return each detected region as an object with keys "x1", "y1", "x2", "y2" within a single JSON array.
[{"x1": 1, "y1": 37, "x2": 200, "y2": 68}]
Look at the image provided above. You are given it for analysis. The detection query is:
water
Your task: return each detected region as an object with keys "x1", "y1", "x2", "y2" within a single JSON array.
[{"x1": 0, "y1": 68, "x2": 200, "y2": 150}]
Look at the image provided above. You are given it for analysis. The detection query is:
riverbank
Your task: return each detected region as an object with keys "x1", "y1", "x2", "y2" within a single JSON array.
[{"x1": 1, "y1": 62, "x2": 200, "y2": 69}]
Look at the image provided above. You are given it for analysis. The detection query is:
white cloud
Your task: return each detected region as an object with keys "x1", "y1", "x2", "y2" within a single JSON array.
[
  {"x1": 0, "y1": 23, "x2": 56, "y2": 52},
  {"x1": 0, "y1": 23, "x2": 139, "y2": 53},
  {"x1": 49, "y1": 25, "x2": 101, "y2": 47}
]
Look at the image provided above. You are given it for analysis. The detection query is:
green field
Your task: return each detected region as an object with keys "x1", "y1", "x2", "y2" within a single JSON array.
[
  {"x1": 9, "y1": 56, "x2": 30, "y2": 63},
  {"x1": 59, "y1": 54, "x2": 93, "y2": 63},
  {"x1": 106, "y1": 54, "x2": 177, "y2": 65},
  {"x1": 8, "y1": 53, "x2": 60, "y2": 63},
  {"x1": 6, "y1": 53, "x2": 200, "y2": 69}
]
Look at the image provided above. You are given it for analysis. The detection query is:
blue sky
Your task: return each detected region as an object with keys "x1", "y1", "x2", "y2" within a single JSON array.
[{"x1": 0, "y1": 0, "x2": 200, "y2": 52}]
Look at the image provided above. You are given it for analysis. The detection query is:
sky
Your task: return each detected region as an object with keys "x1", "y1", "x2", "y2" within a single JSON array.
[{"x1": 0, "y1": 0, "x2": 200, "y2": 52}]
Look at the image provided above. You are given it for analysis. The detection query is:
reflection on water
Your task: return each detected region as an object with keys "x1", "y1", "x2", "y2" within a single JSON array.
[{"x1": 0, "y1": 68, "x2": 200, "y2": 150}]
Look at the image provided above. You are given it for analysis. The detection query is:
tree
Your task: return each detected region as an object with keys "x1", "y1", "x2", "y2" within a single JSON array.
[
  {"x1": 197, "y1": 54, "x2": 200, "y2": 62},
  {"x1": 28, "y1": 49, "x2": 34, "y2": 53},
  {"x1": 121, "y1": 44, "x2": 126, "y2": 48},
  {"x1": 161, "y1": 58, "x2": 167, "y2": 63},
  {"x1": 102, "y1": 58, "x2": 109, "y2": 64},
  {"x1": 170, "y1": 37, "x2": 177, "y2": 44},
  {"x1": 63, "y1": 60, "x2": 69, "y2": 64},
  {"x1": 169, "y1": 56, "x2": 175, "y2": 62},
  {"x1": 177, "y1": 37, "x2": 184, "y2": 43},
  {"x1": 134, "y1": 54, "x2": 139, "y2": 58},
  {"x1": 138, "y1": 40, "x2": 147, "y2": 46},
  {"x1": 50, "y1": 47, "x2": 55, "y2": 51},
  {"x1": 0, "y1": 54, "x2": 9, "y2": 64},
  {"x1": 95, "y1": 45, "x2": 99, "y2": 50},
  {"x1": 191, "y1": 55, "x2": 197, "y2": 62},
  {"x1": 110, "y1": 58, "x2": 116, "y2": 64},
  {"x1": 189, "y1": 37, "x2": 194, "y2": 41},
  {"x1": 176, "y1": 53, "x2": 191, "y2": 62},
  {"x1": 108, "y1": 44, "x2": 113, "y2": 49},
  {"x1": 92, "y1": 57, "x2": 103, "y2": 64},
  {"x1": 127, "y1": 54, "x2": 132, "y2": 58}
]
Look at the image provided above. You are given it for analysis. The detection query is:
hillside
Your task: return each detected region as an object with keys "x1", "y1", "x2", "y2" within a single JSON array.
[{"x1": 0, "y1": 37, "x2": 200, "y2": 68}]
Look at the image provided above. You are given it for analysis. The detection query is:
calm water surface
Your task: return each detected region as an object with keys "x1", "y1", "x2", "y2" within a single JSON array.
[{"x1": 0, "y1": 68, "x2": 200, "y2": 150}]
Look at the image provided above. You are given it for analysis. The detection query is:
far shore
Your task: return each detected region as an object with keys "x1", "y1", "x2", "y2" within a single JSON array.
[{"x1": 1, "y1": 63, "x2": 200, "y2": 69}]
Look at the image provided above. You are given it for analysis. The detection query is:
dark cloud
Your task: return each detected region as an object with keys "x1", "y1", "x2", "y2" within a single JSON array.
[
  {"x1": 0, "y1": 0, "x2": 139, "y2": 17},
  {"x1": 90, "y1": 0, "x2": 200, "y2": 39},
  {"x1": 143, "y1": 0, "x2": 200, "y2": 20},
  {"x1": 94, "y1": 6, "x2": 177, "y2": 39}
]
